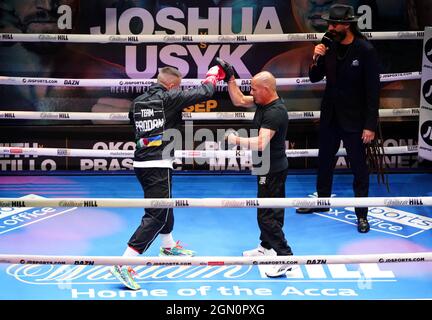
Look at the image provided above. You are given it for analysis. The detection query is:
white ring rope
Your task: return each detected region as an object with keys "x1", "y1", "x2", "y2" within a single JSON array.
[
  {"x1": 0, "y1": 252, "x2": 430, "y2": 266},
  {"x1": 0, "y1": 111, "x2": 130, "y2": 121},
  {"x1": 0, "y1": 108, "x2": 419, "y2": 121},
  {"x1": 183, "y1": 108, "x2": 420, "y2": 120},
  {"x1": 0, "y1": 146, "x2": 418, "y2": 159},
  {"x1": 0, "y1": 72, "x2": 421, "y2": 88},
  {"x1": 0, "y1": 196, "x2": 430, "y2": 208},
  {"x1": 0, "y1": 31, "x2": 424, "y2": 44}
]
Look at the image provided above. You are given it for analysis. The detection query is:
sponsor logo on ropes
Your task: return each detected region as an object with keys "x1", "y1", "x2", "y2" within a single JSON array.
[
  {"x1": 306, "y1": 33, "x2": 318, "y2": 40},
  {"x1": 383, "y1": 198, "x2": 424, "y2": 206},
  {"x1": 2, "y1": 34, "x2": 13, "y2": 40},
  {"x1": 380, "y1": 72, "x2": 413, "y2": 79},
  {"x1": 0, "y1": 201, "x2": 25, "y2": 208},
  {"x1": 109, "y1": 36, "x2": 128, "y2": 42},
  {"x1": 108, "y1": 151, "x2": 133, "y2": 157},
  {"x1": 84, "y1": 201, "x2": 98, "y2": 207},
  {"x1": 59, "y1": 200, "x2": 82, "y2": 207},
  {"x1": 286, "y1": 34, "x2": 311, "y2": 41},
  {"x1": 20, "y1": 260, "x2": 66, "y2": 265},
  {"x1": 21, "y1": 78, "x2": 58, "y2": 85},
  {"x1": 0, "y1": 112, "x2": 15, "y2": 119},
  {"x1": 245, "y1": 200, "x2": 259, "y2": 207},
  {"x1": 175, "y1": 200, "x2": 189, "y2": 207},
  {"x1": 163, "y1": 35, "x2": 184, "y2": 42},
  {"x1": 108, "y1": 113, "x2": 129, "y2": 121},
  {"x1": 9, "y1": 148, "x2": 23, "y2": 154},
  {"x1": 217, "y1": 35, "x2": 236, "y2": 42},
  {"x1": 286, "y1": 150, "x2": 310, "y2": 156},
  {"x1": 74, "y1": 260, "x2": 95, "y2": 265},
  {"x1": 40, "y1": 112, "x2": 59, "y2": 119},
  {"x1": 38, "y1": 34, "x2": 57, "y2": 41},
  {"x1": 152, "y1": 262, "x2": 192, "y2": 266},
  {"x1": 316, "y1": 199, "x2": 330, "y2": 206},
  {"x1": 306, "y1": 259, "x2": 327, "y2": 264},
  {"x1": 396, "y1": 31, "x2": 424, "y2": 39},
  {"x1": 150, "y1": 200, "x2": 172, "y2": 207},
  {"x1": 57, "y1": 149, "x2": 70, "y2": 156},
  {"x1": 57, "y1": 35, "x2": 69, "y2": 41},
  {"x1": 306, "y1": 193, "x2": 432, "y2": 237},
  {"x1": 253, "y1": 260, "x2": 298, "y2": 265},
  {"x1": 302, "y1": 111, "x2": 315, "y2": 118},
  {"x1": 64, "y1": 80, "x2": 80, "y2": 86},
  {"x1": 221, "y1": 200, "x2": 245, "y2": 207},
  {"x1": 292, "y1": 199, "x2": 315, "y2": 207},
  {"x1": 118, "y1": 80, "x2": 154, "y2": 86},
  {"x1": 391, "y1": 109, "x2": 418, "y2": 116},
  {"x1": 296, "y1": 78, "x2": 311, "y2": 84},
  {"x1": 378, "y1": 257, "x2": 425, "y2": 263}
]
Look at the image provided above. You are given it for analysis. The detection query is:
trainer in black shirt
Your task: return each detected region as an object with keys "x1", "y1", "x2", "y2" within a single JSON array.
[{"x1": 223, "y1": 69, "x2": 293, "y2": 279}]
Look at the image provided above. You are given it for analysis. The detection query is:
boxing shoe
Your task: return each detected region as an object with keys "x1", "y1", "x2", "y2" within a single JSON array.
[
  {"x1": 265, "y1": 264, "x2": 296, "y2": 278},
  {"x1": 295, "y1": 207, "x2": 330, "y2": 214},
  {"x1": 159, "y1": 241, "x2": 195, "y2": 256},
  {"x1": 110, "y1": 265, "x2": 141, "y2": 290},
  {"x1": 357, "y1": 217, "x2": 370, "y2": 233},
  {"x1": 242, "y1": 245, "x2": 276, "y2": 257}
]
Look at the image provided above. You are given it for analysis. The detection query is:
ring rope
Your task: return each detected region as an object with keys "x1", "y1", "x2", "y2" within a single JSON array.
[
  {"x1": 0, "y1": 146, "x2": 418, "y2": 159},
  {"x1": 0, "y1": 72, "x2": 421, "y2": 88},
  {"x1": 0, "y1": 196, "x2": 430, "y2": 208},
  {"x1": 0, "y1": 31, "x2": 424, "y2": 44},
  {"x1": 0, "y1": 108, "x2": 419, "y2": 121},
  {"x1": 0, "y1": 252, "x2": 430, "y2": 266}
]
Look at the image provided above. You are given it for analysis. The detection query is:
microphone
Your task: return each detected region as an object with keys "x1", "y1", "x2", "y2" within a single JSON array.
[{"x1": 313, "y1": 31, "x2": 334, "y2": 64}]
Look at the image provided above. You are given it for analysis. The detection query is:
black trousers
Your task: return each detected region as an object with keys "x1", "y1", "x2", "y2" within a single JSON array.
[
  {"x1": 317, "y1": 123, "x2": 369, "y2": 218},
  {"x1": 128, "y1": 167, "x2": 174, "y2": 254},
  {"x1": 257, "y1": 168, "x2": 293, "y2": 256}
]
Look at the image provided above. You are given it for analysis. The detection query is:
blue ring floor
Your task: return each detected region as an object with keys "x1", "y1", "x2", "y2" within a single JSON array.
[{"x1": 0, "y1": 173, "x2": 431, "y2": 300}]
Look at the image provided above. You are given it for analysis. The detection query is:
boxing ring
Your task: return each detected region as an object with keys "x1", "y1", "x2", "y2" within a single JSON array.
[{"x1": 0, "y1": 31, "x2": 431, "y2": 301}]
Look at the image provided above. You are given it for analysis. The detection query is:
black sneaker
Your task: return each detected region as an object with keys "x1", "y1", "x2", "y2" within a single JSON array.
[
  {"x1": 357, "y1": 218, "x2": 370, "y2": 233},
  {"x1": 296, "y1": 207, "x2": 330, "y2": 214}
]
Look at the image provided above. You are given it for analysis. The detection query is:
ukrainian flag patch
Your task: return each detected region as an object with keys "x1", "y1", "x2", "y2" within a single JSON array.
[{"x1": 137, "y1": 135, "x2": 162, "y2": 148}]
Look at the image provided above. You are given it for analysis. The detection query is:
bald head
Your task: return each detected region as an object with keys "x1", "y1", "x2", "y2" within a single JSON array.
[
  {"x1": 157, "y1": 67, "x2": 182, "y2": 90},
  {"x1": 252, "y1": 71, "x2": 277, "y2": 91},
  {"x1": 250, "y1": 71, "x2": 279, "y2": 105}
]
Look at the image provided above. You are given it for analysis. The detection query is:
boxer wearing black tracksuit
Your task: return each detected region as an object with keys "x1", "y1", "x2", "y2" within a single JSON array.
[{"x1": 128, "y1": 80, "x2": 216, "y2": 253}]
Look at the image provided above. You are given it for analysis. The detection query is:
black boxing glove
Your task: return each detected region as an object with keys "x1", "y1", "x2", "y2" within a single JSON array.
[{"x1": 215, "y1": 57, "x2": 234, "y2": 82}]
